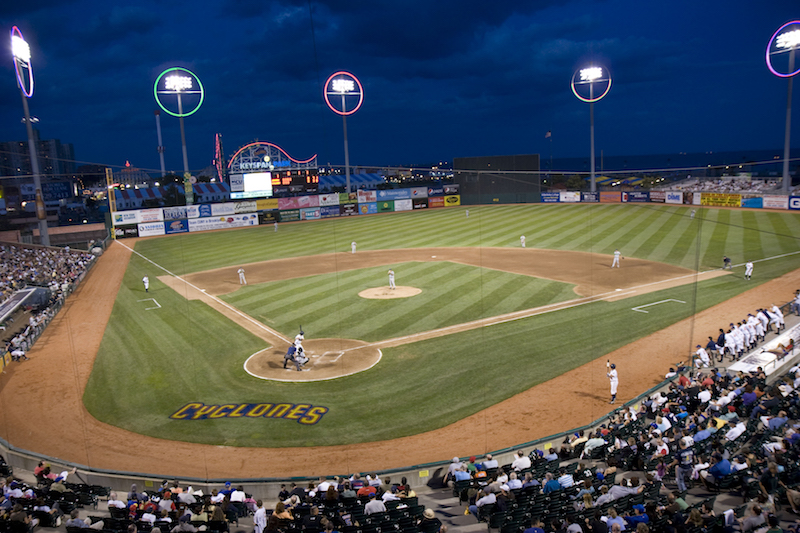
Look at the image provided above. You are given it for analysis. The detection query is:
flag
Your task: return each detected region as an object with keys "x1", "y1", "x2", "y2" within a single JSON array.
[{"x1": 545, "y1": 130, "x2": 552, "y2": 138}]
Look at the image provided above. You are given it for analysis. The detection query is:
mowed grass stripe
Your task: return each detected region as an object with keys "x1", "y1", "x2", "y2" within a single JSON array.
[{"x1": 629, "y1": 207, "x2": 686, "y2": 260}]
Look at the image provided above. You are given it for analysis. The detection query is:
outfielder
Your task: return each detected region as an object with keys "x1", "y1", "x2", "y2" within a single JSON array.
[
  {"x1": 238, "y1": 268, "x2": 247, "y2": 285},
  {"x1": 388, "y1": 269, "x2": 396, "y2": 289},
  {"x1": 351, "y1": 241, "x2": 357, "y2": 254},
  {"x1": 611, "y1": 250, "x2": 621, "y2": 268},
  {"x1": 607, "y1": 361, "x2": 618, "y2": 404},
  {"x1": 142, "y1": 276, "x2": 149, "y2": 292},
  {"x1": 744, "y1": 261, "x2": 753, "y2": 280}
]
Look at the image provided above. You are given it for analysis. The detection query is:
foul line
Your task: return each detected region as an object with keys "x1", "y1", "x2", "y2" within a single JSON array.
[{"x1": 116, "y1": 241, "x2": 291, "y2": 344}]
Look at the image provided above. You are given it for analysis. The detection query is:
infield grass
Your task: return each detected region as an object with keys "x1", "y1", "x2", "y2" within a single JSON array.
[{"x1": 84, "y1": 204, "x2": 800, "y2": 447}]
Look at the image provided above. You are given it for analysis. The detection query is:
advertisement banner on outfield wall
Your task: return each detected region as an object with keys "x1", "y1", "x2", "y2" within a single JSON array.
[
  {"x1": 444, "y1": 195, "x2": 461, "y2": 207},
  {"x1": 359, "y1": 202, "x2": 378, "y2": 214},
  {"x1": 693, "y1": 192, "x2": 702, "y2": 205},
  {"x1": 649, "y1": 191, "x2": 666, "y2": 203},
  {"x1": 377, "y1": 200, "x2": 394, "y2": 212},
  {"x1": 139, "y1": 208, "x2": 164, "y2": 223},
  {"x1": 429, "y1": 197, "x2": 445, "y2": 208},
  {"x1": 164, "y1": 219, "x2": 189, "y2": 234},
  {"x1": 790, "y1": 197, "x2": 800, "y2": 210},
  {"x1": 560, "y1": 191, "x2": 581, "y2": 203},
  {"x1": 234, "y1": 201, "x2": 257, "y2": 213},
  {"x1": 394, "y1": 198, "x2": 413, "y2": 212},
  {"x1": 188, "y1": 213, "x2": 259, "y2": 232},
  {"x1": 412, "y1": 198, "x2": 428, "y2": 209},
  {"x1": 581, "y1": 192, "x2": 599, "y2": 203},
  {"x1": 280, "y1": 209, "x2": 300, "y2": 221},
  {"x1": 665, "y1": 192, "x2": 684, "y2": 204},
  {"x1": 600, "y1": 192, "x2": 620, "y2": 203},
  {"x1": 623, "y1": 191, "x2": 649, "y2": 202},
  {"x1": 112, "y1": 210, "x2": 140, "y2": 226},
  {"x1": 297, "y1": 195, "x2": 320, "y2": 208},
  {"x1": 701, "y1": 193, "x2": 741, "y2": 207},
  {"x1": 113, "y1": 226, "x2": 139, "y2": 238},
  {"x1": 318, "y1": 193, "x2": 340, "y2": 206},
  {"x1": 162, "y1": 206, "x2": 187, "y2": 220},
  {"x1": 340, "y1": 192, "x2": 357, "y2": 204},
  {"x1": 741, "y1": 197, "x2": 763, "y2": 209},
  {"x1": 138, "y1": 221, "x2": 166, "y2": 237},
  {"x1": 377, "y1": 189, "x2": 410, "y2": 201},
  {"x1": 300, "y1": 207, "x2": 321, "y2": 220},
  {"x1": 410, "y1": 187, "x2": 428, "y2": 198},
  {"x1": 357, "y1": 190, "x2": 377, "y2": 203},
  {"x1": 256, "y1": 198, "x2": 279, "y2": 211},
  {"x1": 541, "y1": 192, "x2": 560, "y2": 203},
  {"x1": 258, "y1": 212, "x2": 278, "y2": 223},
  {"x1": 212, "y1": 203, "x2": 236, "y2": 216},
  {"x1": 444, "y1": 184, "x2": 460, "y2": 194},
  {"x1": 320, "y1": 206, "x2": 340, "y2": 218},
  {"x1": 763, "y1": 195, "x2": 789, "y2": 209},
  {"x1": 340, "y1": 203, "x2": 359, "y2": 216},
  {"x1": 278, "y1": 197, "x2": 300, "y2": 210},
  {"x1": 427, "y1": 186, "x2": 444, "y2": 197}
]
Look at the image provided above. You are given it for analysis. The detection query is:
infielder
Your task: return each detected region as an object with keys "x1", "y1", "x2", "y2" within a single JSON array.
[
  {"x1": 238, "y1": 268, "x2": 247, "y2": 285},
  {"x1": 744, "y1": 261, "x2": 753, "y2": 280},
  {"x1": 142, "y1": 276, "x2": 149, "y2": 292},
  {"x1": 351, "y1": 241, "x2": 357, "y2": 254},
  {"x1": 520, "y1": 235, "x2": 526, "y2": 248},
  {"x1": 607, "y1": 362, "x2": 618, "y2": 404},
  {"x1": 388, "y1": 269, "x2": 396, "y2": 289},
  {"x1": 611, "y1": 250, "x2": 621, "y2": 268}
]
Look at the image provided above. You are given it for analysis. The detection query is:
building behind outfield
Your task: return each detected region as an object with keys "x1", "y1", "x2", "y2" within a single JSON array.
[{"x1": 453, "y1": 154, "x2": 541, "y2": 204}]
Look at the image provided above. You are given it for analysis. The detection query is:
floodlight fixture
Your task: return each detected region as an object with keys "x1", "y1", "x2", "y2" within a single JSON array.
[
  {"x1": 165, "y1": 75, "x2": 193, "y2": 92},
  {"x1": 10, "y1": 26, "x2": 33, "y2": 98},
  {"x1": 580, "y1": 67, "x2": 603, "y2": 81},
  {"x1": 324, "y1": 71, "x2": 364, "y2": 193},
  {"x1": 766, "y1": 21, "x2": 800, "y2": 193},
  {"x1": 571, "y1": 64, "x2": 612, "y2": 193}
]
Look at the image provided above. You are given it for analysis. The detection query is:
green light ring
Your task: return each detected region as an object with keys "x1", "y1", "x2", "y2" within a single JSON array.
[{"x1": 153, "y1": 67, "x2": 205, "y2": 117}]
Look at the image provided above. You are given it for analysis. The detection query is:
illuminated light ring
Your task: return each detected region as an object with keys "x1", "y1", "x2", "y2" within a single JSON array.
[
  {"x1": 227, "y1": 141, "x2": 317, "y2": 169},
  {"x1": 570, "y1": 68, "x2": 612, "y2": 103},
  {"x1": 11, "y1": 26, "x2": 34, "y2": 98},
  {"x1": 153, "y1": 67, "x2": 205, "y2": 117},
  {"x1": 766, "y1": 21, "x2": 800, "y2": 78},
  {"x1": 323, "y1": 71, "x2": 364, "y2": 116}
]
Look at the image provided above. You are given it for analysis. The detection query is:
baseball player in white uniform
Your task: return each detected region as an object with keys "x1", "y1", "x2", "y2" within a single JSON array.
[
  {"x1": 142, "y1": 276, "x2": 149, "y2": 292},
  {"x1": 607, "y1": 362, "x2": 618, "y2": 404},
  {"x1": 351, "y1": 241, "x2": 357, "y2": 254},
  {"x1": 520, "y1": 236, "x2": 526, "y2": 248},
  {"x1": 295, "y1": 330, "x2": 304, "y2": 350},
  {"x1": 611, "y1": 250, "x2": 621, "y2": 268},
  {"x1": 238, "y1": 268, "x2": 247, "y2": 285},
  {"x1": 388, "y1": 269, "x2": 396, "y2": 289},
  {"x1": 744, "y1": 261, "x2": 753, "y2": 280},
  {"x1": 769, "y1": 305, "x2": 784, "y2": 333},
  {"x1": 694, "y1": 345, "x2": 710, "y2": 367},
  {"x1": 274, "y1": 221, "x2": 278, "y2": 232}
]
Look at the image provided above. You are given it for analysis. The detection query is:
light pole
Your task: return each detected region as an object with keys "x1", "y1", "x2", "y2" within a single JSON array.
[
  {"x1": 324, "y1": 72, "x2": 363, "y2": 194},
  {"x1": 766, "y1": 21, "x2": 800, "y2": 194},
  {"x1": 11, "y1": 26, "x2": 49, "y2": 246},
  {"x1": 154, "y1": 67, "x2": 204, "y2": 204},
  {"x1": 571, "y1": 65, "x2": 612, "y2": 193},
  {"x1": 154, "y1": 110, "x2": 166, "y2": 177}
]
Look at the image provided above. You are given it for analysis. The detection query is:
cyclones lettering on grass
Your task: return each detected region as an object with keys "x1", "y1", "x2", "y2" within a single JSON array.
[{"x1": 170, "y1": 402, "x2": 328, "y2": 425}]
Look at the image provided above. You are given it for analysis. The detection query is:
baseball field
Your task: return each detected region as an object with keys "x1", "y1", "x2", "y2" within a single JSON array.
[{"x1": 3, "y1": 202, "x2": 800, "y2": 479}]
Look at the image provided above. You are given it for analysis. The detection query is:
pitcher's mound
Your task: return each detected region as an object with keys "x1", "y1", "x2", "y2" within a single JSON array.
[{"x1": 359, "y1": 286, "x2": 422, "y2": 299}]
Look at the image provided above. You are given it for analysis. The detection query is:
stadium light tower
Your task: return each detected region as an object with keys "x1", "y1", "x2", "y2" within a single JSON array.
[
  {"x1": 766, "y1": 21, "x2": 800, "y2": 194},
  {"x1": 11, "y1": 26, "x2": 49, "y2": 246},
  {"x1": 571, "y1": 65, "x2": 612, "y2": 193},
  {"x1": 154, "y1": 67, "x2": 204, "y2": 204},
  {"x1": 324, "y1": 72, "x2": 364, "y2": 194}
]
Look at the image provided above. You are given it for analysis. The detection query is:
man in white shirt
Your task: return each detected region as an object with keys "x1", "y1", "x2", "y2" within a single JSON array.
[
  {"x1": 253, "y1": 501, "x2": 267, "y2": 533},
  {"x1": 724, "y1": 420, "x2": 747, "y2": 442},
  {"x1": 511, "y1": 450, "x2": 531, "y2": 472}
]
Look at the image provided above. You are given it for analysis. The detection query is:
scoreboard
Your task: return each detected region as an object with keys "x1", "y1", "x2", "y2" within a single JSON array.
[{"x1": 271, "y1": 169, "x2": 319, "y2": 195}]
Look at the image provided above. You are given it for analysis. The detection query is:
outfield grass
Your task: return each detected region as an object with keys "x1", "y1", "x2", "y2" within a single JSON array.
[{"x1": 84, "y1": 204, "x2": 800, "y2": 447}]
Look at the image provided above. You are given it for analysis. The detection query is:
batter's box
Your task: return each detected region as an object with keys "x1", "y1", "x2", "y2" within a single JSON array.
[{"x1": 137, "y1": 298, "x2": 161, "y2": 311}]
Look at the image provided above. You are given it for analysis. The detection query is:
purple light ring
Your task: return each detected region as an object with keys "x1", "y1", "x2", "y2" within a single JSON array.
[
  {"x1": 11, "y1": 26, "x2": 34, "y2": 98},
  {"x1": 766, "y1": 20, "x2": 800, "y2": 78},
  {"x1": 570, "y1": 69, "x2": 612, "y2": 103},
  {"x1": 324, "y1": 71, "x2": 364, "y2": 116}
]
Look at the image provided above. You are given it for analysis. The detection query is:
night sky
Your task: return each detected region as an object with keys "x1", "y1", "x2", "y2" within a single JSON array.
[{"x1": 1, "y1": 1, "x2": 798, "y2": 175}]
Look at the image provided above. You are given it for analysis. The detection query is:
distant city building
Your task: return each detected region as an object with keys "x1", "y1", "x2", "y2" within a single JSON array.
[
  {"x1": 112, "y1": 161, "x2": 152, "y2": 188},
  {"x1": 0, "y1": 128, "x2": 75, "y2": 179}
]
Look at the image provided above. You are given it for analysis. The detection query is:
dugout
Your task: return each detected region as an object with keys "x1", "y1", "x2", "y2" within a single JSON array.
[{"x1": 453, "y1": 154, "x2": 541, "y2": 205}]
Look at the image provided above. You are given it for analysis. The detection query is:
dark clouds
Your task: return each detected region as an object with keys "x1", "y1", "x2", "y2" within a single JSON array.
[{"x1": 0, "y1": 1, "x2": 798, "y2": 174}]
